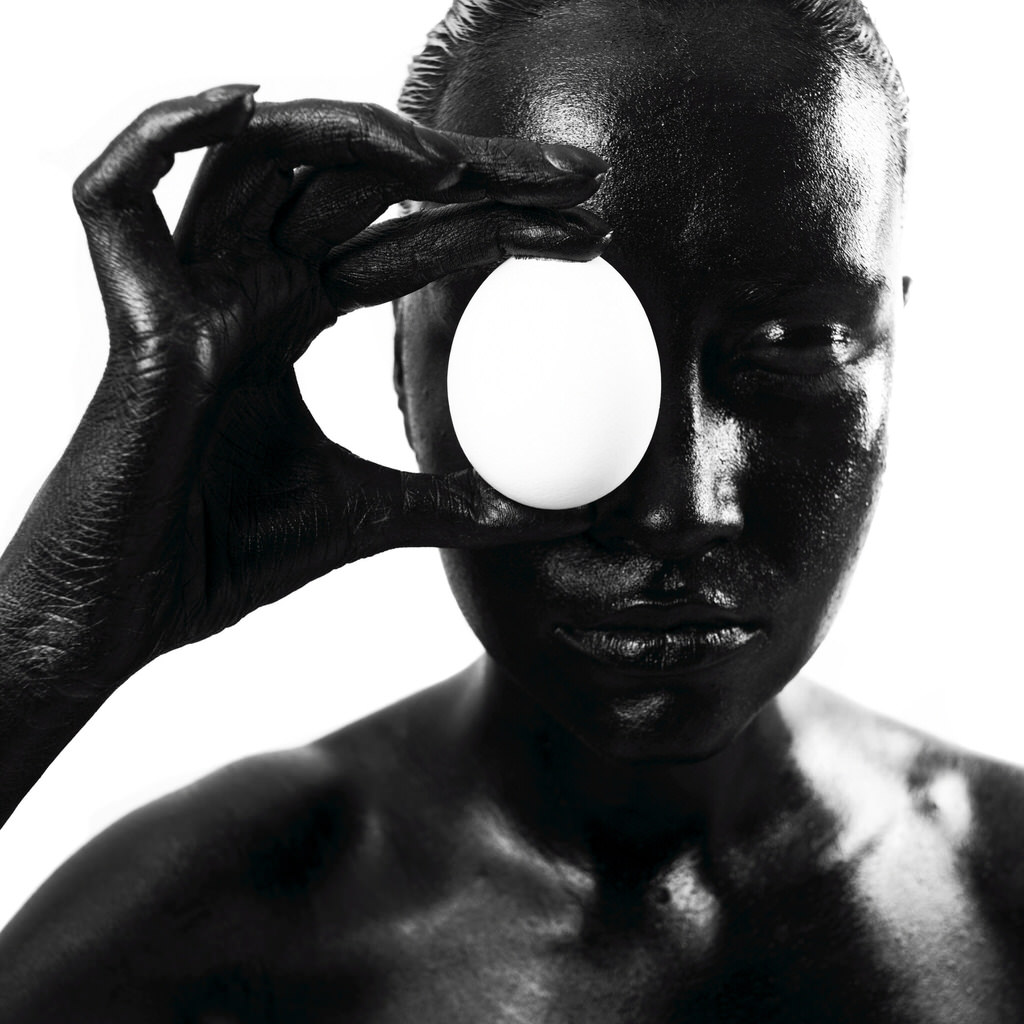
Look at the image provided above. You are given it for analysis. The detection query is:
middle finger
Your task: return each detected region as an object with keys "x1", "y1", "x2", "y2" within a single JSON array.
[{"x1": 179, "y1": 100, "x2": 608, "y2": 260}]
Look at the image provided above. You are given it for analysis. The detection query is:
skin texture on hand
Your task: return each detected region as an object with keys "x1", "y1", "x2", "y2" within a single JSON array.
[
  {"x1": 0, "y1": 85, "x2": 611, "y2": 823},
  {"x1": 1, "y1": 3, "x2": 1023, "y2": 1020}
]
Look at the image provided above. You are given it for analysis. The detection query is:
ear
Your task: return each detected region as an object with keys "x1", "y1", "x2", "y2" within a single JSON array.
[
  {"x1": 392, "y1": 297, "x2": 414, "y2": 450},
  {"x1": 902, "y1": 275, "x2": 912, "y2": 305}
]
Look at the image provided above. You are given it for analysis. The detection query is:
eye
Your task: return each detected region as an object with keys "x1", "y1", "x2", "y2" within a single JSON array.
[{"x1": 732, "y1": 320, "x2": 868, "y2": 377}]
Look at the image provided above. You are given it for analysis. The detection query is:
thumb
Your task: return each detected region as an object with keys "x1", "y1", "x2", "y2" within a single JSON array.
[{"x1": 343, "y1": 462, "x2": 593, "y2": 560}]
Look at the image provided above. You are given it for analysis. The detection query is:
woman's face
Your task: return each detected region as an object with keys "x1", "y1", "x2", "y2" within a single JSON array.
[{"x1": 396, "y1": 4, "x2": 904, "y2": 762}]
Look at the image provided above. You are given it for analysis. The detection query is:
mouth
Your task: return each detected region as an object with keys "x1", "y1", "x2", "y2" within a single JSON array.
[{"x1": 554, "y1": 602, "x2": 766, "y2": 673}]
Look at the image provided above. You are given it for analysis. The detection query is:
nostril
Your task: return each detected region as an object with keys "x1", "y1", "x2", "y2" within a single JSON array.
[
  {"x1": 586, "y1": 520, "x2": 634, "y2": 554},
  {"x1": 588, "y1": 494, "x2": 743, "y2": 559}
]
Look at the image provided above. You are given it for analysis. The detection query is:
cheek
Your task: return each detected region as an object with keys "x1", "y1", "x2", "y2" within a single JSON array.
[
  {"x1": 403, "y1": 352, "x2": 462, "y2": 473},
  {"x1": 748, "y1": 442, "x2": 884, "y2": 577},
  {"x1": 439, "y1": 545, "x2": 552, "y2": 667},
  {"x1": 397, "y1": 285, "x2": 473, "y2": 473},
  {"x1": 741, "y1": 360, "x2": 890, "y2": 608}
]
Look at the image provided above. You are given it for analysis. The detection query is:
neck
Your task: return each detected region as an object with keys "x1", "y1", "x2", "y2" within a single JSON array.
[{"x1": 459, "y1": 655, "x2": 797, "y2": 881}]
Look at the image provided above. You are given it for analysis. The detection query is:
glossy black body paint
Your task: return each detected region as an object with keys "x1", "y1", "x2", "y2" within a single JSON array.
[
  {"x1": 0, "y1": 1, "x2": 1022, "y2": 1021},
  {"x1": 400, "y1": 1, "x2": 901, "y2": 764}
]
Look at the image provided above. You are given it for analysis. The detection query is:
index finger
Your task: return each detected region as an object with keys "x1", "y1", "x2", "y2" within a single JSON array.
[
  {"x1": 235, "y1": 100, "x2": 609, "y2": 207},
  {"x1": 73, "y1": 84, "x2": 258, "y2": 337},
  {"x1": 178, "y1": 99, "x2": 609, "y2": 262},
  {"x1": 422, "y1": 130, "x2": 609, "y2": 208}
]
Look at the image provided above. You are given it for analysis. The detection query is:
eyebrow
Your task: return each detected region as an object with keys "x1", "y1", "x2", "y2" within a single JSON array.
[
  {"x1": 690, "y1": 274, "x2": 894, "y2": 335},
  {"x1": 725, "y1": 275, "x2": 890, "y2": 310}
]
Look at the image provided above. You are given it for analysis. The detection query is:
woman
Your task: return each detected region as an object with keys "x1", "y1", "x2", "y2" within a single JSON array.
[{"x1": 1, "y1": 0, "x2": 1022, "y2": 1019}]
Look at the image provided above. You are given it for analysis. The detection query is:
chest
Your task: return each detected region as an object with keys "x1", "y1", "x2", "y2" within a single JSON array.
[{"x1": 228, "y1": 871, "x2": 1019, "y2": 1024}]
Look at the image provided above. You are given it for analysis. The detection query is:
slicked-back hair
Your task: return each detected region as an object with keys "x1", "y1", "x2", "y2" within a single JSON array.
[{"x1": 398, "y1": 0, "x2": 908, "y2": 173}]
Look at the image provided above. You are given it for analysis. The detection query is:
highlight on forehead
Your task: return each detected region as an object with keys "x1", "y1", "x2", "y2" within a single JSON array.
[{"x1": 399, "y1": 0, "x2": 908, "y2": 174}]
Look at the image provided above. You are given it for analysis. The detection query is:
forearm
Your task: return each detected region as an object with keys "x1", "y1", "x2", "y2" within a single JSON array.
[
  {"x1": 0, "y1": 364, "x2": 191, "y2": 823},
  {"x1": 0, "y1": 520, "x2": 118, "y2": 826},
  {"x1": 0, "y1": 668, "x2": 107, "y2": 827}
]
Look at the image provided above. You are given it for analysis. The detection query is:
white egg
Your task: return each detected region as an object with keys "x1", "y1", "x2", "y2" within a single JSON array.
[{"x1": 447, "y1": 256, "x2": 662, "y2": 510}]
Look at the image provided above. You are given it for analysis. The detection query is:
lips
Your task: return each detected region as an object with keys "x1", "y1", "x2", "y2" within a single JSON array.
[
  {"x1": 554, "y1": 600, "x2": 766, "y2": 673},
  {"x1": 578, "y1": 600, "x2": 750, "y2": 630}
]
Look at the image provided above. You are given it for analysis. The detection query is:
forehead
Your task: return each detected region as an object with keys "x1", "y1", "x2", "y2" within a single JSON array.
[{"x1": 435, "y1": 0, "x2": 902, "y2": 294}]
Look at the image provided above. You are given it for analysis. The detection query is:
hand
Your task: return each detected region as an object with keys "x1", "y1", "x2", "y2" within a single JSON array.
[{"x1": 65, "y1": 84, "x2": 610, "y2": 678}]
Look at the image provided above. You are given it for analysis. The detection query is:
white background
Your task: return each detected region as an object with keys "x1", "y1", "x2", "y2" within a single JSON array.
[{"x1": 0, "y1": 0, "x2": 1021, "y2": 927}]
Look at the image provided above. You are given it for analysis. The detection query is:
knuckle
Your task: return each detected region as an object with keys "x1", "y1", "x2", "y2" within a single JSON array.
[
  {"x1": 72, "y1": 102, "x2": 183, "y2": 218},
  {"x1": 486, "y1": 136, "x2": 522, "y2": 163},
  {"x1": 487, "y1": 207, "x2": 522, "y2": 257},
  {"x1": 72, "y1": 156, "x2": 133, "y2": 219},
  {"x1": 492, "y1": 217, "x2": 512, "y2": 260},
  {"x1": 71, "y1": 165, "x2": 109, "y2": 216},
  {"x1": 132, "y1": 110, "x2": 166, "y2": 146},
  {"x1": 348, "y1": 102, "x2": 415, "y2": 152},
  {"x1": 463, "y1": 479, "x2": 489, "y2": 526},
  {"x1": 135, "y1": 95, "x2": 191, "y2": 134},
  {"x1": 119, "y1": 100, "x2": 180, "y2": 156},
  {"x1": 347, "y1": 101, "x2": 387, "y2": 140},
  {"x1": 350, "y1": 101, "x2": 388, "y2": 125},
  {"x1": 139, "y1": 95, "x2": 180, "y2": 122}
]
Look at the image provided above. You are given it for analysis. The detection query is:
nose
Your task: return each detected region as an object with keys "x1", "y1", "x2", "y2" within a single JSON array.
[{"x1": 588, "y1": 382, "x2": 745, "y2": 559}]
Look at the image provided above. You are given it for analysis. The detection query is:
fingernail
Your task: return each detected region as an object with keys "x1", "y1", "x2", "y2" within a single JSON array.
[
  {"x1": 201, "y1": 83, "x2": 261, "y2": 104},
  {"x1": 506, "y1": 217, "x2": 611, "y2": 262},
  {"x1": 565, "y1": 207, "x2": 613, "y2": 236},
  {"x1": 541, "y1": 143, "x2": 610, "y2": 177}
]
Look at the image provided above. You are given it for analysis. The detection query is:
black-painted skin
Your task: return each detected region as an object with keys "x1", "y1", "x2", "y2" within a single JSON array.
[{"x1": 1, "y1": 3, "x2": 1023, "y2": 1022}]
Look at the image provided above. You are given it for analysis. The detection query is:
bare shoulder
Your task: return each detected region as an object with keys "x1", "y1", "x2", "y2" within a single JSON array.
[
  {"x1": 785, "y1": 676, "x2": 1024, "y2": 825},
  {"x1": 782, "y1": 678, "x2": 1024, "y2": 950},
  {"x1": 955, "y1": 742, "x2": 1024, "y2": 944},
  {"x1": 0, "y1": 736, "x2": 371, "y2": 1022},
  {"x1": 0, "y1": 671, "x2": 470, "y2": 1023}
]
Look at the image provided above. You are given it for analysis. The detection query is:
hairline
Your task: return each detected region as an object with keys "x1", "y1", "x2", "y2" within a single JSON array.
[{"x1": 398, "y1": 0, "x2": 908, "y2": 176}]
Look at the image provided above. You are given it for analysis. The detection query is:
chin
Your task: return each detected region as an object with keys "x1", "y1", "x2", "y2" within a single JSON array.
[
  {"x1": 501, "y1": 648, "x2": 779, "y2": 766},
  {"x1": 568, "y1": 691, "x2": 759, "y2": 764}
]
